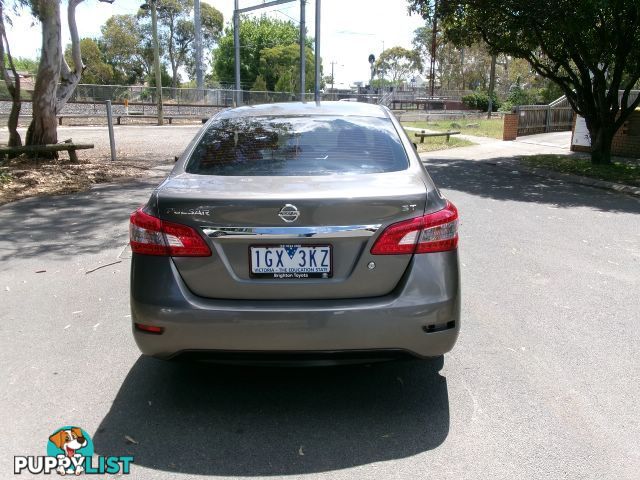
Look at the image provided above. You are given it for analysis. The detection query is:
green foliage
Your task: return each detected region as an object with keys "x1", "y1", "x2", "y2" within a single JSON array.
[
  {"x1": 259, "y1": 43, "x2": 314, "y2": 92},
  {"x1": 374, "y1": 46, "x2": 422, "y2": 85},
  {"x1": 369, "y1": 78, "x2": 394, "y2": 89},
  {"x1": 146, "y1": 64, "x2": 172, "y2": 88},
  {"x1": 65, "y1": 38, "x2": 114, "y2": 85},
  {"x1": 136, "y1": 0, "x2": 222, "y2": 88},
  {"x1": 213, "y1": 16, "x2": 311, "y2": 89},
  {"x1": 3, "y1": 55, "x2": 39, "y2": 74},
  {"x1": 100, "y1": 14, "x2": 152, "y2": 84},
  {"x1": 522, "y1": 155, "x2": 640, "y2": 187},
  {"x1": 251, "y1": 74, "x2": 267, "y2": 91},
  {"x1": 403, "y1": 128, "x2": 474, "y2": 152},
  {"x1": 539, "y1": 81, "x2": 564, "y2": 104},
  {"x1": 404, "y1": 119, "x2": 504, "y2": 139},
  {"x1": 462, "y1": 90, "x2": 500, "y2": 111},
  {"x1": 408, "y1": 0, "x2": 640, "y2": 164},
  {"x1": 0, "y1": 170, "x2": 12, "y2": 184},
  {"x1": 413, "y1": 25, "x2": 496, "y2": 91}
]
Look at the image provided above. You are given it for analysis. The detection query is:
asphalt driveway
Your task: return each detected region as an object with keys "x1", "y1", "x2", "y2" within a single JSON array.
[{"x1": 1, "y1": 130, "x2": 639, "y2": 479}]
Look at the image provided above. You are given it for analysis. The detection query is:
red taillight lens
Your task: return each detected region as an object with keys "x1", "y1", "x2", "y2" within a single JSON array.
[
  {"x1": 129, "y1": 208, "x2": 211, "y2": 257},
  {"x1": 371, "y1": 202, "x2": 458, "y2": 255},
  {"x1": 135, "y1": 323, "x2": 164, "y2": 334}
]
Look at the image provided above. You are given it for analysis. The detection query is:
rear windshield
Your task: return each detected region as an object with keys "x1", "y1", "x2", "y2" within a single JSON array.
[{"x1": 185, "y1": 115, "x2": 409, "y2": 176}]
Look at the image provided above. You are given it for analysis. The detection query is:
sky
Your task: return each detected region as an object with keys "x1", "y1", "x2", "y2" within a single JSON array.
[{"x1": 5, "y1": 0, "x2": 425, "y2": 86}]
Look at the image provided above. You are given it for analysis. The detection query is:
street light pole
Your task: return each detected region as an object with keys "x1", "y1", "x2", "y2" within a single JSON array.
[
  {"x1": 150, "y1": 0, "x2": 163, "y2": 125},
  {"x1": 299, "y1": 0, "x2": 306, "y2": 102},
  {"x1": 233, "y1": 0, "x2": 241, "y2": 106},
  {"x1": 314, "y1": 0, "x2": 321, "y2": 102}
]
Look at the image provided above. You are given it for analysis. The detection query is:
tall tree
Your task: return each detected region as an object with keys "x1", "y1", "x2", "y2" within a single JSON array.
[
  {"x1": 137, "y1": 0, "x2": 222, "y2": 89},
  {"x1": 65, "y1": 38, "x2": 113, "y2": 85},
  {"x1": 0, "y1": 0, "x2": 22, "y2": 147},
  {"x1": 408, "y1": 0, "x2": 640, "y2": 165},
  {"x1": 26, "y1": 0, "x2": 85, "y2": 147},
  {"x1": 374, "y1": 46, "x2": 422, "y2": 86},
  {"x1": 212, "y1": 16, "x2": 304, "y2": 89},
  {"x1": 258, "y1": 43, "x2": 314, "y2": 93},
  {"x1": 100, "y1": 14, "x2": 153, "y2": 84}
]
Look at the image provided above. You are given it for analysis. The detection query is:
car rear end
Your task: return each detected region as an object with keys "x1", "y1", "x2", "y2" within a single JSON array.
[{"x1": 129, "y1": 102, "x2": 460, "y2": 362}]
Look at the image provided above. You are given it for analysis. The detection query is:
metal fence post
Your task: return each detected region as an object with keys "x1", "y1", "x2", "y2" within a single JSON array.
[{"x1": 105, "y1": 100, "x2": 116, "y2": 162}]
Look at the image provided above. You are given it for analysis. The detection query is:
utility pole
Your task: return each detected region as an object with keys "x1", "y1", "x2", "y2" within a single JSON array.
[
  {"x1": 194, "y1": 0, "x2": 203, "y2": 90},
  {"x1": 429, "y1": 0, "x2": 438, "y2": 98},
  {"x1": 150, "y1": 0, "x2": 163, "y2": 125},
  {"x1": 233, "y1": 0, "x2": 300, "y2": 105},
  {"x1": 299, "y1": 0, "x2": 306, "y2": 101},
  {"x1": 330, "y1": 60, "x2": 342, "y2": 98},
  {"x1": 233, "y1": 0, "x2": 241, "y2": 106},
  {"x1": 314, "y1": 0, "x2": 321, "y2": 102}
]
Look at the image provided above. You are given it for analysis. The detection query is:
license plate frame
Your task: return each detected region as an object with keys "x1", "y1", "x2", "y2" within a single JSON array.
[{"x1": 249, "y1": 244, "x2": 333, "y2": 279}]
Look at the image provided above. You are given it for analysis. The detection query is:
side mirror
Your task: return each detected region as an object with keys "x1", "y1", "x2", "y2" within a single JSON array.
[
  {"x1": 412, "y1": 142, "x2": 418, "y2": 150},
  {"x1": 174, "y1": 156, "x2": 179, "y2": 162}
]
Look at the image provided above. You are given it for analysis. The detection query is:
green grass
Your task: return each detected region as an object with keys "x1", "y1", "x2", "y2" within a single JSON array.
[
  {"x1": 403, "y1": 118, "x2": 504, "y2": 139},
  {"x1": 522, "y1": 155, "x2": 640, "y2": 187},
  {"x1": 0, "y1": 170, "x2": 11, "y2": 185},
  {"x1": 403, "y1": 129, "x2": 474, "y2": 152}
]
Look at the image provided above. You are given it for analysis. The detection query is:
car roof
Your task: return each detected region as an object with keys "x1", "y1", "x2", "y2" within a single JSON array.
[{"x1": 216, "y1": 101, "x2": 389, "y2": 119}]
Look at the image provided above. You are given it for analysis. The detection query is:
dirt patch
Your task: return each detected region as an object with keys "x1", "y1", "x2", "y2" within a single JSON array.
[{"x1": 0, "y1": 153, "x2": 155, "y2": 206}]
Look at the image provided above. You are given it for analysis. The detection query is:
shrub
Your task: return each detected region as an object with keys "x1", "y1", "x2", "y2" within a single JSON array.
[{"x1": 462, "y1": 90, "x2": 501, "y2": 112}]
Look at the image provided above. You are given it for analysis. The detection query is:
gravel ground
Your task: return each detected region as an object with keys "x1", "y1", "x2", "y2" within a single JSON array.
[{"x1": 0, "y1": 125, "x2": 200, "y2": 205}]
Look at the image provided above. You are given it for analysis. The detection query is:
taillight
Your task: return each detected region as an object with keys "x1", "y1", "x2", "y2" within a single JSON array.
[
  {"x1": 135, "y1": 323, "x2": 164, "y2": 334},
  {"x1": 371, "y1": 202, "x2": 458, "y2": 255},
  {"x1": 129, "y1": 208, "x2": 211, "y2": 257}
]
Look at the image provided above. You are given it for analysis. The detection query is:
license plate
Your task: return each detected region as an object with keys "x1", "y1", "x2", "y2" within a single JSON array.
[{"x1": 250, "y1": 245, "x2": 332, "y2": 279}]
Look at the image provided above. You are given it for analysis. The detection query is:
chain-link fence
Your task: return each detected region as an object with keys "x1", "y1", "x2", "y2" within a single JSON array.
[
  {"x1": 1, "y1": 82, "x2": 475, "y2": 109},
  {"x1": 64, "y1": 84, "x2": 382, "y2": 108}
]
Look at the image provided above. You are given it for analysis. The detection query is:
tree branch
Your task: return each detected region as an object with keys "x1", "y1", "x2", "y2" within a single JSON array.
[{"x1": 56, "y1": 0, "x2": 85, "y2": 112}]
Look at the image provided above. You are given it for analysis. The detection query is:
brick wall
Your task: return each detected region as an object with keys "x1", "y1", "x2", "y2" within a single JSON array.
[
  {"x1": 571, "y1": 111, "x2": 640, "y2": 157},
  {"x1": 503, "y1": 113, "x2": 518, "y2": 141},
  {"x1": 612, "y1": 111, "x2": 640, "y2": 157}
]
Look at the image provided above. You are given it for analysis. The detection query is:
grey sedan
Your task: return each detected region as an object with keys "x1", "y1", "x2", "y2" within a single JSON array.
[{"x1": 129, "y1": 101, "x2": 460, "y2": 363}]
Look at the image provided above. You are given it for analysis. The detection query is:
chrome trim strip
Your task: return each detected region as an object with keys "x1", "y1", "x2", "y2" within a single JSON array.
[{"x1": 202, "y1": 224, "x2": 381, "y2": 239}]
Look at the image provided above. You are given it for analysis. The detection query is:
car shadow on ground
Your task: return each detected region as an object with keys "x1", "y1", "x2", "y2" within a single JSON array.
[
  {"x1": 92, "y1": 356, "x2": 449, "y2": 476},
  {"x1": 424, "y1": 158, "x2": 640, "y2": 214}
]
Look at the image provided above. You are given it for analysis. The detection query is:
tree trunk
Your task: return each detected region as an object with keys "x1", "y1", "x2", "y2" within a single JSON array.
[
  {"x1": 26, "y1": 0, "x2": 62, "y2": 149},
  {"x1": 171, "y1": 63, "x2": 178, "y2": 91},
  {"x1": 56, "y1": 0, "x2": 85, "y2": 112},
  {"x1": 589, "y1": 124, "x2": 614, "y2": 165},
  {"x1": 0, "y1": 4, "x2": 22, "y2": 149}
]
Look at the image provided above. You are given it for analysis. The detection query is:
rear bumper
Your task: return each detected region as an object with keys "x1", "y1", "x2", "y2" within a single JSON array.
[{"x1": 130, "y1": 252, "x2": 461, "y2": 360}]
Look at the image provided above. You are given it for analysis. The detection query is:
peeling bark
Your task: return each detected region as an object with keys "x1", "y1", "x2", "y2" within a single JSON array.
[
  {"x1": 0, "y1": 1, "x2": 22, "y2": 149},
  {"x1": 26, "y1": 0, "x2": 85, "y2": 149},
  {"x1": 56, "y1": 0, "x2": 84, "y2": 112},
  {"x1": 26, "y1": 0, "x2": 61, "y2": 148}
]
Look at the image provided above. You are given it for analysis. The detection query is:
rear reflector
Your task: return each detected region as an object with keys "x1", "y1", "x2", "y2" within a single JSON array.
[
  {"x1": 129, "y1": 208, "x2": 211, "y2": 257},
  {"x1": 371, "y1": 201, "x2": 458, "y2": 255},
  {"x1": 134, "y1": 323, "x2": 164, "y2": 334}
]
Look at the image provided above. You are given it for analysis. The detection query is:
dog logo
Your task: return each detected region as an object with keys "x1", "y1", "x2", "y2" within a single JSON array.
[
  {"x1": 47, "y1": 427, "x2": 93, "y2": 476},
  {"x1": 14, "y1": 425, "x2": 133, "y2": 475}
]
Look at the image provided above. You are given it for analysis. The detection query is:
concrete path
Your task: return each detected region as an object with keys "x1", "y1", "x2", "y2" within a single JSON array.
[{"x1": 423, "y1": 131, "x2": 574, "y2": 161}]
